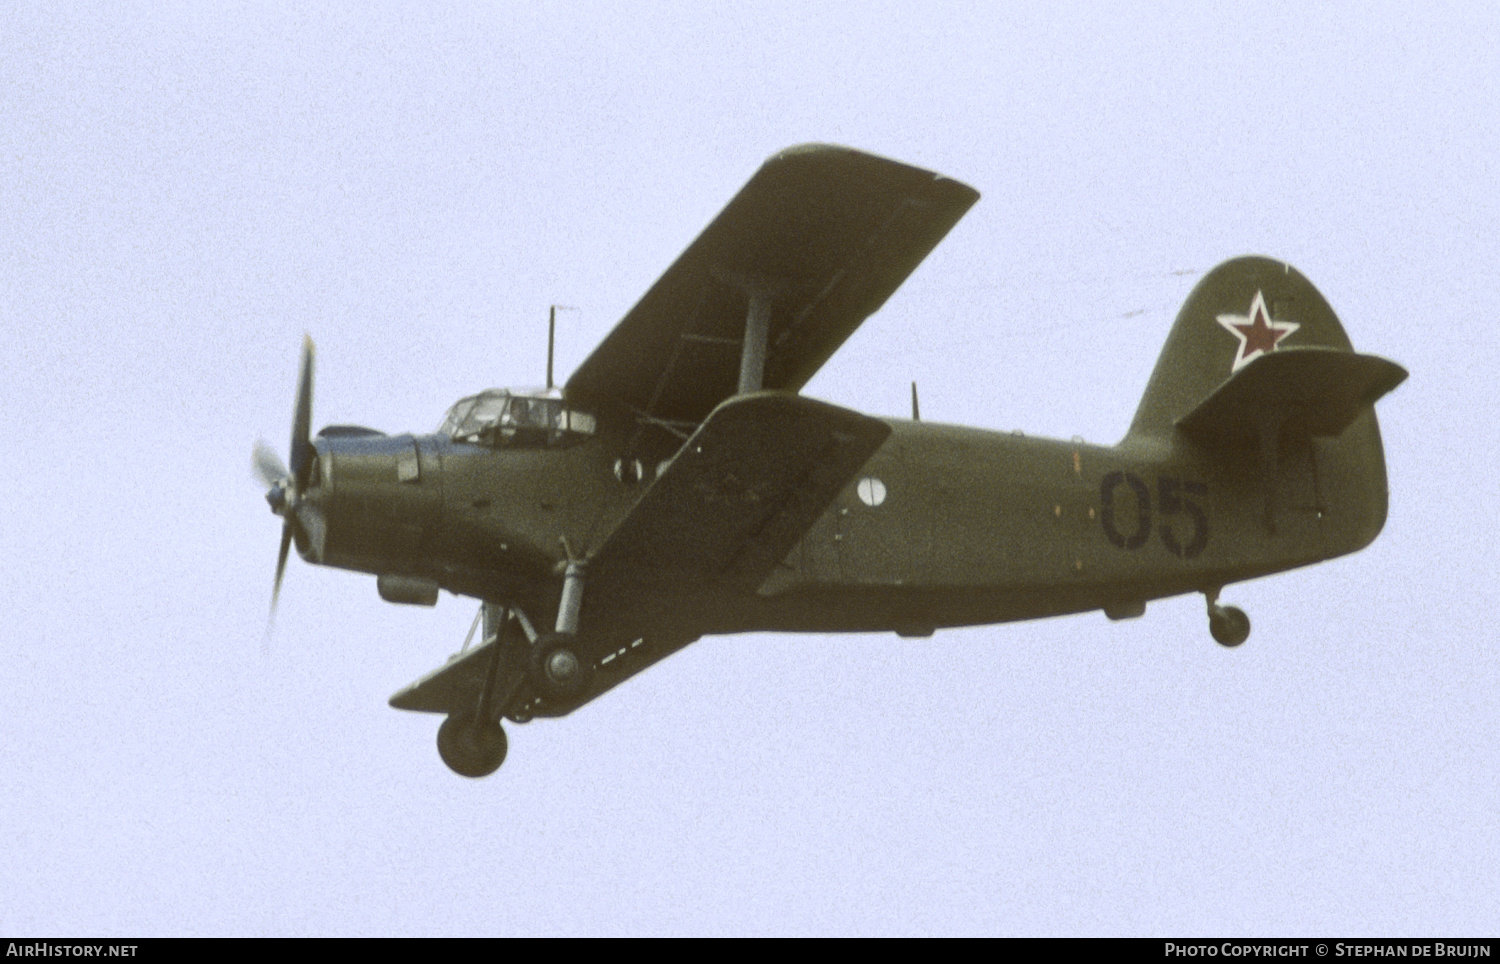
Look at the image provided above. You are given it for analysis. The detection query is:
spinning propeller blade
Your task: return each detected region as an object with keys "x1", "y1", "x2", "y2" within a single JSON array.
[
  {"x1": 252, "y1": 441, "x2": 289, "y2": 490},
  {"x1": 272, "y1": 523, "x2": 293, "y2": 617},
  {"x1": 290, "y1": 335, "x2": 315, "y2": 492},
  {"x1": 256, "y1": 336, "x2": 317, "y2": 627}
]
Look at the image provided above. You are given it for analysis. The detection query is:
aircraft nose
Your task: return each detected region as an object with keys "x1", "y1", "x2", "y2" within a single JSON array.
[{"x1": 310, "y1": 433, "x2": 440, "y2": 572}]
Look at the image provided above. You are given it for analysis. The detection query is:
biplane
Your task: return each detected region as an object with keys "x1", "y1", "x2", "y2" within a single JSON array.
[{"x1": 255, "y1": 145, "x2": 1406, "y2": 776}]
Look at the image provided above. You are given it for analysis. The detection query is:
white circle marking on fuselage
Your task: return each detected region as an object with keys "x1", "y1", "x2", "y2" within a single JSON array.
[{"x1": 857, "y1": 476, "x2": 887, "y2": 507}]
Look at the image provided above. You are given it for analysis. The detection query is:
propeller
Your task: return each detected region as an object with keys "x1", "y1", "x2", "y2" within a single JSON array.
[{"x1": 255, "y1": 336, "x2": 319, "y2": 622}]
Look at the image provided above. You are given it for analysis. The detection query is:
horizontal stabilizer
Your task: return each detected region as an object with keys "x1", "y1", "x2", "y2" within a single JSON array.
[
  {"x1": 589, "y1": 392, "x2": 891, "y2": 595},
  {"x1": 1176, "y1": 347, "x2": 1408, "y2": 445}
]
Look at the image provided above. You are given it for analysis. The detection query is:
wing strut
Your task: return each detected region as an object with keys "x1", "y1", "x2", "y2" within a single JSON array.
[{"x1": 737, "y1": 290, "x2": 773, "y2": 395}]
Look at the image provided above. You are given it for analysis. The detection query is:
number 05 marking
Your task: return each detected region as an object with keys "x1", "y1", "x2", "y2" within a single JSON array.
[{"x1": 1100, "y1": 472, "x2": 1209, "y2": 559}]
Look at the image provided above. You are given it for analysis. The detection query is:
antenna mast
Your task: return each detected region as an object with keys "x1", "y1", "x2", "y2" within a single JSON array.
[
  {"x1": 546, "y1": 305, "x2": 579, "y2": 391},
  {"x1": 547, "y1": 306, "x2": 556, "y2": 389}
]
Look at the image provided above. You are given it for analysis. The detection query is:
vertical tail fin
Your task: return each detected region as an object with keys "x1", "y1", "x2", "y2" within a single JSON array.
[
  {"x1": 1127, "y1": 256, "x2": 1355, "y2": 441},
  {"x1": 1127, "y1": 256, "x2": 1406, "y2": 558}
]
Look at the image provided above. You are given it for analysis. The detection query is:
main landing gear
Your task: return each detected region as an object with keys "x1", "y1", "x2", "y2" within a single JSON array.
[
  {"x1": 435, "y1": 603, "x2": 521, "y2": 779},
  {"x1": 1204, "y1": 589, "x2": 1251, "y2": 648},
  {"x1": 526, "y1": 553, "x2": 594, "y2": 700},
  {"x1": 435, "y1": 550, "x2": 597, "y2": 778},
  {"x1": 437, "y1": 713, "x2": 508, "y2": 778},
  {"x1": 530, "y1": 632, "x2": 595, "y2": 699}
]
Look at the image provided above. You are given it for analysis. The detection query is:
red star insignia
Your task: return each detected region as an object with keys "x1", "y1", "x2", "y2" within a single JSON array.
[{"x1": 1217, "y1": 290, "x2": 1299, "y2": 372}]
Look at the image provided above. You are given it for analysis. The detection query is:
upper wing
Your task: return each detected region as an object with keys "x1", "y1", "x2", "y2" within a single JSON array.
[{"x1": 565, "y1": 144, "x2": 979, "y2": 426}]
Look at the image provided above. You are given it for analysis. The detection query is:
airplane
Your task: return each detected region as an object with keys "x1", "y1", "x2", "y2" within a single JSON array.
[{"x1": 254, "y1": 144, "x2": 1407, "y2": 778}]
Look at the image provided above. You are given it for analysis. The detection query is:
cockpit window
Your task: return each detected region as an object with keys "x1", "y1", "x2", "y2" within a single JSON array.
[{"x1": 438, "y1": 389, "x2": 597, "y2": 447}]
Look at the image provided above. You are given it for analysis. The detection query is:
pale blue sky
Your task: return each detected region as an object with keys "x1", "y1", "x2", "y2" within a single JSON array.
[{"x1": 2, "y1": 2, "x2": 1496, "y2": 935}]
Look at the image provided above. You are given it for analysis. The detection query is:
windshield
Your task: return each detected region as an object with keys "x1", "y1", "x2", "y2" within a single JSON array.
[{"x1": 438, "y1": 389, "x2": 597, "y2": 447}]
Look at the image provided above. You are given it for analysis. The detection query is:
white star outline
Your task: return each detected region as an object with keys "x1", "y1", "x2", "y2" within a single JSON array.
[{"x1": 1216, "y1": 289, "x2": 1300, "y2": 373}]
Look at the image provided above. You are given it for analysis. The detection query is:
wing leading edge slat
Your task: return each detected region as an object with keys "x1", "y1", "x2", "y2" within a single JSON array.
[{"x1": 565, "y1": 144, "x2": 979, "y2": 425}]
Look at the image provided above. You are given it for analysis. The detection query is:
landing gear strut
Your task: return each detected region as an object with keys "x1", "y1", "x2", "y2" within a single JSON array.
[
  {"x1": 1205, "y1": 589, "x2": 1251, "y2": 648},
  {"x1": 436, "y1": 603, "x2": 523, "y2": 778},
  {"x1": 434, "y1": 549, "x2": 599, "y2": 776},
  {"x1": 525, "y1": 549, "x2": 595, "y2": 701}
]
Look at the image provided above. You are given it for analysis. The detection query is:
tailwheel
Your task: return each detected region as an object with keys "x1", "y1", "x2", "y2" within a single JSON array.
[
  {"x1": 529, "y1": 632, "x2": 595, "y2": 700},
  {"x1": 436, "y1": 713, "x2": 508, "y2": 778},
  {"x1": 1208, "y1": 604, "x2": 1251, "y2": 648}
]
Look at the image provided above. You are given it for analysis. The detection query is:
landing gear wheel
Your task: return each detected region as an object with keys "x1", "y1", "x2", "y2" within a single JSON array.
[
  {"x1": 529, "y1": 632, "x2": 595, "y2": 700},
  {"x1": 436, "y1": 713, "x2": 508, "y2": 778},
  {"x1": 1209, "y1": 605, "x2": 1251, "y2": 648}
]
